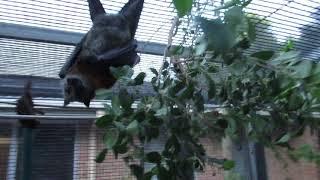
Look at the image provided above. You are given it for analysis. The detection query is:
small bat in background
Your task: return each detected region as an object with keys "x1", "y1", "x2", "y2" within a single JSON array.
[
  {"x1": 59, "y1": 0, "x2": 144, "y2": 107},
  {"x1": 16, "y1": 81, "x2": 44, "y2": 128}
]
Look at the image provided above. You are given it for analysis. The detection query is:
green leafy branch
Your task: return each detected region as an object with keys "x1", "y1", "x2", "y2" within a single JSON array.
[{"x1": 95, "y1": 0, "x2": 320, "y2": 179}]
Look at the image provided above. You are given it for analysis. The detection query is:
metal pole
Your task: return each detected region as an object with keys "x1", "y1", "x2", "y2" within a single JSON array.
[{"x1": 21, "y1": 126, "x2": 33, "y2": 180}]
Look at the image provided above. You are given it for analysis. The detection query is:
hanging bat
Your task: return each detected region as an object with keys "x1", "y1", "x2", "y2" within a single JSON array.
[
  {"x1": 59, "y1": 0, "x2": 144, "y2": 107},
  {"x1": 16, "y1": 81, "x2": 44, "y2": 128}
]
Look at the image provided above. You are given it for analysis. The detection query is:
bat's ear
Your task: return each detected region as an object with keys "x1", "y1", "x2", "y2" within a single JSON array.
[
  {"x1": 119, "y1": 0, "x2": 144, "y2": 37},
  {"x1": 87, "y1": 0, "x2": 106, "y2": 22},
  {"x1": 24, "y1": 80, "x2": 32, "y2": 92}
]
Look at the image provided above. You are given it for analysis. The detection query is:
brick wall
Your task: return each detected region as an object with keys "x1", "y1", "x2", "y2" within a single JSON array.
[
  {"x1": 265, "y1": 128, "x2": 320, "y2": 180},
  {"x1": 195, "y1": 138, "x2": 224, "y2": 180},
  {"x1": 0, "y1": 123, "x2": 12, "y2": 180},
  {"x1": 76, "y1": 125, "x2": 134, "y2": 180},
  {"x1": 76, "y1": 125, "x2": 225, "y2": 180},
  {"x1": 95, "y1": 128, "x2": 135, "y2": 180},
  {"x1": 1, "y1": 121, "x2": 318, "y2": 179}
]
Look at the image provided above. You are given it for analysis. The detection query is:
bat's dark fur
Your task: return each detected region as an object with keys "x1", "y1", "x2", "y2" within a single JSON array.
[
  {"x1": 16, "y1": 81, "x2": 44, "y2": 128},
  {"x1": 59, "y1": 0, "x2": 144, "y2": 107}
]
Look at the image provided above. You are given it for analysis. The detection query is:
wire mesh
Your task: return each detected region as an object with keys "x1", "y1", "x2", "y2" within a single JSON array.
[
  {"x1": 0, "y1": 0, "x2": 319, "y2": 179},
  {"x1": 0, "y1": 0, "x2": 318, "y2": 83},
  {"x1": 0, "y1": 38, "x2": 164, "y2": 82},
  {"x1": 0, "y1": 119, "x2": 225, "y2": 180}
]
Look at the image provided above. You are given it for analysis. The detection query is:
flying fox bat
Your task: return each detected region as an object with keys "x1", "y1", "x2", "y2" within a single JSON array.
[
  {"x1": 59, "y1": 0, "x2": 144, "y2": 107},
  {"x1": 16, "y1": 81, "x2": 44, "y2": 128}
]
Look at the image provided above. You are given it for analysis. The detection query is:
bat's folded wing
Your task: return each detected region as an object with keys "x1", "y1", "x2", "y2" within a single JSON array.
[
  {"x1": 97, "y1": 39, "x2": 140, "y2": 67},
  {"x1": 59, "y1": 38, "x2": 140, "y2": 79},
  {"x1": 58, "y1": 34, "x2": 88, "y2": 79}
]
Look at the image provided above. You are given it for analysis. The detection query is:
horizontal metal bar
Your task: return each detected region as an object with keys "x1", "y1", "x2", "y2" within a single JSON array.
[
  {"x1": 0, "y1": 114, "x2": 97, "y2": 120},
  {"x1": 0, "y1": 101, "x2": 106, "y2": 111},
  {"x1": 1, "y1": 108, "x2": 320, "y2": 121},
  {"x1": 0, "y1": 74, "x2": 157, "y2": 98},
  {"x1": 0, "y1": 22, "x2": 166, "y2": 56},
  {"x1": 0, "y1": 22, "x2": 81, "y2": 45}
]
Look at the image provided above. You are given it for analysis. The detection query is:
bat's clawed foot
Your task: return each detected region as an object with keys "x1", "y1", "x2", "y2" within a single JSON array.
[
  {"x1": 84, "y1": 102, "x2": 90, "y2": 108},
  {"x1": 63, "y1": 99, "x2": 70, "y2": 107}
]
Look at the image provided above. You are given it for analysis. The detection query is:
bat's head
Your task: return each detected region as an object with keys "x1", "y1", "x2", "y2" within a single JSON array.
[
  {"x1": 63, "y1": 76, "x2": 95, "y2": 107},
  {"x1": 16, "y1": 80, "x2": 34, "y2": 115},
  {"x1": 23, "y1": 80, "x2": 33, "y2": 101},
  {"x1": 89, "y1": 0, "x2": 144, "y2": 40}
]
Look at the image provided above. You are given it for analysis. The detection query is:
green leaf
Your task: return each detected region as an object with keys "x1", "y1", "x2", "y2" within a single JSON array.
[
  {"x1": 130, "y1": 164, "x2": 144, "y2": 179},
  {"x1": 292, "y1": 61, "x2": 313, "y2": 79},
  {"x1": 208, "y1": 82, "x2": 216, "y2": 99},
  {"x1": 276, "y1": 133, "x2": 291, "y2": 144},
  {"x1": 143, "y1": 172, "x2": 154, "y2": 180},
  {"x1": 198, "y1": 17, "x2": 235, "y2": 52},
  {"x1": 114, "y1": 143, "x2": 129, "y2": 154},
  {"x1": 223, "y1": 160, "x2": 235, "y2": 170},
  {"x1": 119, "y1": 88, "x2": 133, "y2": 111},
  {"x1": 158, "y1": 166, "x2": 171, "y2": 180},
  {"x1": 204, "y1": 73, "x2": 216, "y2": 99},
  {"x1": 170, "y1": 45, "x2": 185, "y2": 55},
  {"x1": 146, "y1": 151, "x2": 162, "y2": 164},
  {"x1": 145, "y1": 127, "x2": 160, "y2": 141},
  {"x1": 95, "y1": 149, "x2": 108, "y2": 163},
  {"x1": 110, "y1": 65, "x2": 134, "y2": 79},
  {"x1": 168, "y1": 80, "x2": 186, "y2": 97},
  {"x1": 150, "y1": 68, "x2": 158, "y2": 76},
  {"x1": 114, "y1": 121, "x2": 126, "y2": 131},
  {"x1": 195, "y1": 36, "x2": 208, "y2": 55},
  {"x1": 251, "y1": 51, "x2": 275, "y2": 60},
  {"x1": 149, "y1": 117, "x2": 164, "y2": 127},
  {"x1": 194, "y1": 90, "x2": 205, "y2": 112},
  {"x1": 214, "y1": 0, "x2": 240, "y2": 11},
  {"x1": 247, "y1": 17, "x2": 256, "y2": 42},
  {"x1": 127, "y1": 120, "x2": 139, "y2": 135},
  {"x1": 226, "y1": 117, "x2": 237, "y2": 136},
  {"x1": 129, "y1": 72, "x2": 146, "y2": 86},
  {"x1": 95, "y1": 114, "x2": 114, "y2": 128},
  {"x1": 155, "y1": 107, "x2": 168, "y2": 117},
  {"x1": 229, "y1": 60, "x2": 246, "y2": 75},
  {"x1": 111, "y1": 96, "x2": 122, "y2": 116},
  {"x1": 208, "y1": 64, "x2": 218, "y2": 73},
  {"x1": 270, "y1": 51, "x2": 299, "y2": 65},
  {"x1": 224, "y1": 6, "x2": 244, "y2": 27},
  {"x1": 290, "y1": 145, "x2": 320, "y2": 164},
  {"x1": 282, "y1": 39, "x2": 294, "y2": 52},
  {"x1": 179, "y1": 83, "x2": 195, "y2": 99},
  {"x1": 288, "y1": 93, "x2": 304, "y2": 111},
  {"x1": 104, "y1": 128, "x2": 119, "y2": 149},
  {"x1": 173, "y1": 0, "x2": 193, "y2": 17},
  {"x1": 151, "y1": 99, "x2": 161, "y2": 111},
  {"x1": 95, "y1": 89, "x2": 113, "y2": 100},
  {"x1": 242, "y1": 0, "x2": 252, "y2": 7},
  {"x1": 163, "y1": 61, "x2": 170, "y2": 70}
]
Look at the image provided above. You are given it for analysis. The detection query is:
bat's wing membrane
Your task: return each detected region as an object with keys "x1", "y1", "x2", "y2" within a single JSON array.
[{"x1": 59, "y1": 34, "x2": 87, "y2": 78}]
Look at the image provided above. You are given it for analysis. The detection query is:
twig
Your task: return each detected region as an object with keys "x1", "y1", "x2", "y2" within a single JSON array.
[
  {"x1": 255, "y1": 62, "x2": 277, "y2": 71},
  {"x1": 145, "y1": 17, "x2": 180, "y2": 113},
  {"x1": 162, "y1": 16, "x2": 179, "y2": 63},
  {"x1": 171, "y1": 59, "x2": 193, "y2": 64},
  {"x1": 153, "y1": 16, "x2": 178, "y2": 81}
]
